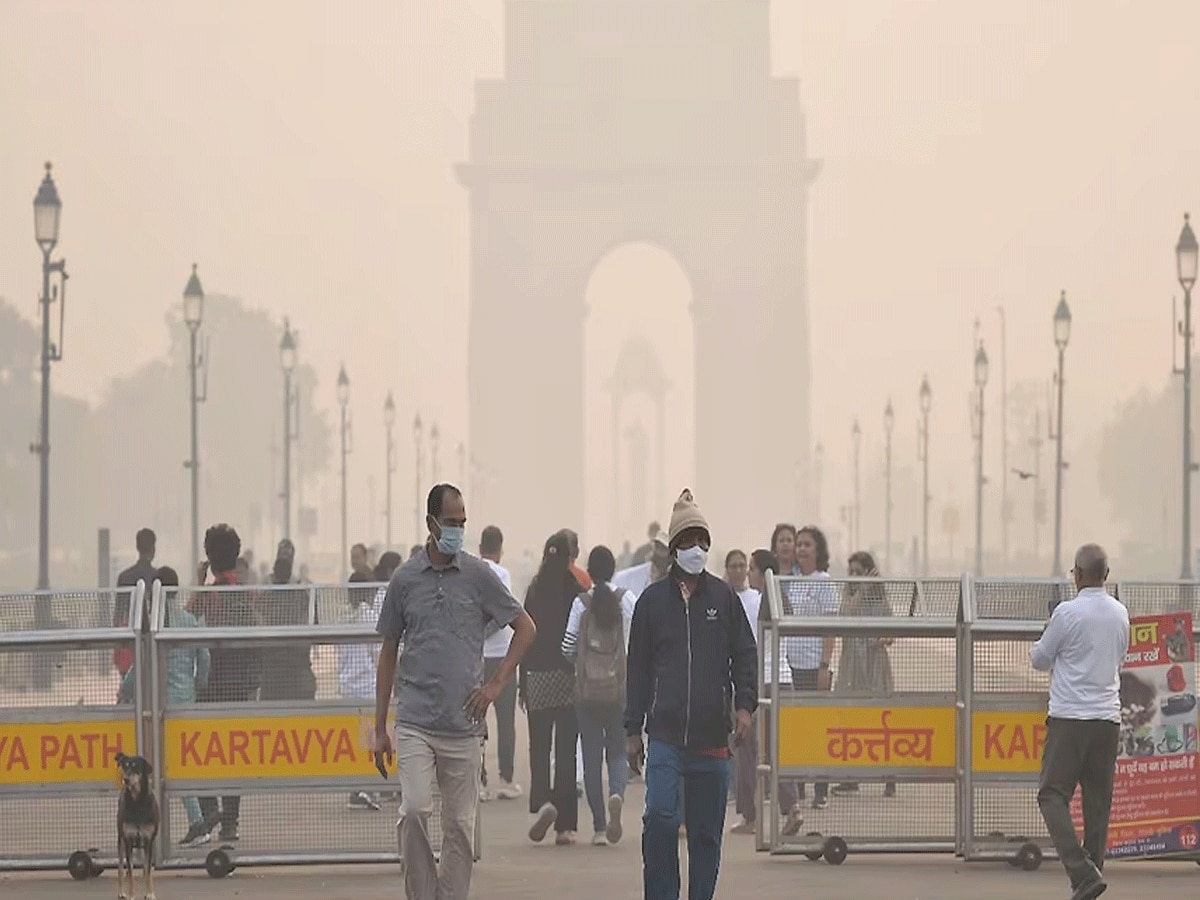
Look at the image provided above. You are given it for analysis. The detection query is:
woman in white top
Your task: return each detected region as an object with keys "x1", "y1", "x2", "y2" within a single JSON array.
[{"x1": 560, "y1": 545, "x2": 636, "y2": 846}]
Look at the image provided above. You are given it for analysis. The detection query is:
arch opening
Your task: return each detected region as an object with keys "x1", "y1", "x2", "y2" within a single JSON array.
[{"x1": 583, "y1": 242, "x2": 694, "y2": 553}]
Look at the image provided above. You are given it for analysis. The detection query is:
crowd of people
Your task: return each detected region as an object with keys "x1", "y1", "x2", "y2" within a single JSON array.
[{"x1": 103, "y1": 483, "x2": 1126, "y2": 900}]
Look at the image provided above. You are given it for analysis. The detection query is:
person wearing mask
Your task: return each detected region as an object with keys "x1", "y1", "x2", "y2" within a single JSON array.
[
  {"x1": 257, "y1": 538, "x2": 317, "y2": 701},
  {"x1": 780, "y1": 525, "x2": 836, "y2": 818},
  {"x1": 479, "y1": 525, "x2": 523, "y2": 802},
  {"x1": 1030, "y1": 543, "x2": 1128, "y2": 900},
  {"x1": 561, "y1": 544, "x2": 636, "y2": 845},
  {"x1": 192, "y1": 523, "x2": 261, "y2": 843},
  {"x1": 521, "y1": 531, "x2": 582, "y2": 845},
  {"x1": 374, "y1": 484, "x2": 536, "y2": 900},
  {"x1": 626, "y1": 490, "x2": 757, "y2": 900},
  {"x1": 114, "y1": 528, "x2": 158, "y2": 674},
  {"x1": 722, "y1": 549, "x2": 753, "y2": 820}
]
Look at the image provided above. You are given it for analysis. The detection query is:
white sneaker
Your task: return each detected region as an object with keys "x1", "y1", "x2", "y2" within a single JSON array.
[
  {"x1": 605, "y1": 794, "x2": 623, "y2": 844},
  {"x1": 529, "y1": 802, "x2": 557, "y2": 843},
  {"x1": 495, "y1": 779, "x2": 523, "y2": 800},
  {"x1": 479, "y1": 787, "x2": 493, "y2": 802},
  {"x1": 591, "y1": 831, "x2": 607, "y2": 846}
]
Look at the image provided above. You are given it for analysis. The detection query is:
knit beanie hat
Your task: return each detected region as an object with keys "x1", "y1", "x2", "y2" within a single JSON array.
[{"x1": 667, "y1": 488, "x2": 710, "y2": 549}]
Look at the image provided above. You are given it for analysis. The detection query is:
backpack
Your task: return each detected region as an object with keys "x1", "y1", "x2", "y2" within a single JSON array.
[{"x1": 575, "y1": 592, "x2": 625, "y2": 704}]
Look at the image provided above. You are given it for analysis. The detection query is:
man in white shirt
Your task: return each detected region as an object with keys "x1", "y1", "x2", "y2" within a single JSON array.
[
  {"x1": 480, "y1": 525, "x2": 523, "y2": 801},
  {"x1": 613, "y1": 531, "x2": 670, "y2": 601},
  {"x1": 1029, "y1": 543, "x2": 1129, "y2": 900}
]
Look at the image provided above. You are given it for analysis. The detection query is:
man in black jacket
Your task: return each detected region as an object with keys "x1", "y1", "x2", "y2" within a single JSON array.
[{"x1": 625, "y1": 490, "x2": 757, "y2": 900}]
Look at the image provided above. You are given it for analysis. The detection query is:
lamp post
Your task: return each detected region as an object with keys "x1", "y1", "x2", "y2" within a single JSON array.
[
  {"x1": 813, "y1": 440, "x2": 824, "y2": 524},
  {"x1": 1050, "y1": 291, "x2": 1072, "y2": 577},
  {"x1": 883, "y1": 399, "x2": 894, "y2": 571},
  {"x1": 1176, "y1": 214, "x2": 1198, "y2": 578},
  {"x1": 972, "y1": 343, "x2": 990, "y2": 574},
  {"x1": 384, "y1": 392, "x2": 396, "y2": 548},
  {"x1": 430, "y1": 422, "x2": 441, "y2": 483},
  {"x1": 182, "y1": 265, "x2": 207, "y2": 579},
  {"x1": 31, "y1": 163, "x2": 67, "y2": 594},
  {"x1": 279, "y1": 320, "x2": 298, "y2": 541},
  {"x1": 918, "y1": 375, "x2": 932, "y2": 576},
  {"x1": 337, "y1": 364, "x2": 351, "y2": 577},
  {"x1": 851, "y1": 419, "x2": 862, "y2": 550},
  {"x1": 997, "y1": 305, "x2": 1009, "y2": 572},
  {"x1": 413, "y1": 414, "x2": 424, "y2": 545}
]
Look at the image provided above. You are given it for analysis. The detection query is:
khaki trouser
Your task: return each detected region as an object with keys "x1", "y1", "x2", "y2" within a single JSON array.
[{"x1": 396, "y1": 724, "x2": 483, "y2": 900}]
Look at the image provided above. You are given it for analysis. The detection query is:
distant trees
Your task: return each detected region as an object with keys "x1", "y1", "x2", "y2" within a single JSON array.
[{"x1": 0, "y1": 294, "x2": 332, "y2": 588}]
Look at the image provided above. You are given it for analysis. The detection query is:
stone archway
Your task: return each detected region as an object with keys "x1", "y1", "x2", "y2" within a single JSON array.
[{"x1": 457, "y1": 0, "x2": 820, "y2": 554}]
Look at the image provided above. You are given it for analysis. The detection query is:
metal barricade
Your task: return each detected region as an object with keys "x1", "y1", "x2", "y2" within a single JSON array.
[
  {"x1": 150, "y1": 582, "x2": 481, "y2": 877},
  {"x1": 759, "y1": 573, "x2": 965, "y2": 863},
  {"x1": 960, "y1": 577, "x2": 1077, "y2": 869},
  {"x1": 0, "y1": 584, "x2": 146, "y2": 878}
]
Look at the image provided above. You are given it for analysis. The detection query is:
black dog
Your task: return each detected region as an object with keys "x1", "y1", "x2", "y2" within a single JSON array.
[{"x1": 115, "y1": 752, "x2": 159, "y2": 900}]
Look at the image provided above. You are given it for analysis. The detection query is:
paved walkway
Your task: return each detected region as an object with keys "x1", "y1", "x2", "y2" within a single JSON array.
[{"x1": 6, "y1": 714, "x2": 1199, "y2": 898}]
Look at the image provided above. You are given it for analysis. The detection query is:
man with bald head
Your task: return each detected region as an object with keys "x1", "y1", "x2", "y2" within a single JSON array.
[{"x1": 1030, "y1": 543, "x2": 1129, "y2": 900}]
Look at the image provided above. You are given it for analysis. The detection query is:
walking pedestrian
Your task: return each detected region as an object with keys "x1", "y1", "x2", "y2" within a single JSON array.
[
  {"x1": 479, "y1": 525, "x2": 523, "y2": 802},
  {"x1": 341, "y1": 566, "x2": 383, "y2": 811},
  {"x1": 192, "y1": 523, "x2": 260, "y2": 843},
  {"x1": 373, "y1": 484, "x2": 536, "y2": 900},
  {"x1": 1030, "y1": 543, "x2": 1128, "y2": 900},
  {"x1": 561, "y1": 544, "x2": 636, "y2": 845},
  {"x1": 522, "y1": 531, "x2": 582, "y2": 845},
  {"x1": 626, "y1": 489, "x2": 757, "y2": 900}
]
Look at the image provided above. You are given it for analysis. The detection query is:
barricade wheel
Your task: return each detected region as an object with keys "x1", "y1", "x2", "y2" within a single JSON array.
[
  {"x1": 823, "y1": 836, "x2": 848, "y2": 866},
  {"x1": 68, "y1": 850, "x2": 94, "y2": 881},
  {"x1": 205, "y1": 848, "x2": 233, "y2": 879},
  {"x1": 1002, "y1": 834, "x2": 1021, "y2": 867},
  {"x1": 803, "y1": 832, "x2": 823, "y2": 862},
  {"x1": 1016, "y1": 842, "x2": 1042, "y2": 872}
]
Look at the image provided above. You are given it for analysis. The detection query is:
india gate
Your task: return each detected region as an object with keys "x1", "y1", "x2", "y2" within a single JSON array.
[{"x1": 457, "y1": 0, "x2": 818, "y2": 552}]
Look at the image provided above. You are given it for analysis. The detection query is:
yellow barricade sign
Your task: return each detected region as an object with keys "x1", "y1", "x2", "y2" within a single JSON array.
[
  {"x1": 970, "y1": 711, "x2": 1046, "y2": 773},
  {"x1": 164, "y1": 713, "x2": 388, "y2": 780},
  {"x1": 0, "y1": 721, "x2": 136, "y2": 785},
  {"x1": 778, "y1": 705, "x2": 956, "y2": 769}
]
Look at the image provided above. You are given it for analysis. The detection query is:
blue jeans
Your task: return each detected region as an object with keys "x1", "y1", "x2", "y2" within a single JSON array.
[
  {"x1": 643, "y1": 739, "x2": 730, "y2": 900},
  {"x1": 577, "y1": 700, "x2": 628, "y2": 832}
]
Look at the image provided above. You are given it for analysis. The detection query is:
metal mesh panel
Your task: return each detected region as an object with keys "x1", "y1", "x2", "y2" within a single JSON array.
[
  {"x1": 972, "y1": 579, "x2": 1074, "y2": 621},
  {"x1": 161, "y1": 789, "x2": 441, "y2": 856},
  {"x1": 0, "y1": 588, "x2": 135, "y2": 631},
  {"x1": 971, "y1": 637, "x2": 1048, "y2": 694},
  {"x1": 1115, "y1": 582, "x2": 1200, "y2": 619},
  {"x1": 0, "y1": 793, "x2": 117, "y2": 862},
  {"x1": 0, "y1": 645, "x2": 132, "y2": 708},
  {"x1": 971, "y1": 783, "x2": 1049, "y2": 843},
  {"x1": 780, "y1": 782, "x2": 957, "y2": 843}
]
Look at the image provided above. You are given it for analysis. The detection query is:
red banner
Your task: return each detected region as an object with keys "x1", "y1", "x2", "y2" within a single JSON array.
[{"x1": 1071, "y1": 612, "x2": 1200, "y2": 858}]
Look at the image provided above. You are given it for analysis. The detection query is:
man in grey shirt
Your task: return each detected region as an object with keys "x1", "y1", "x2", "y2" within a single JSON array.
[{"x1": 374, "y1": 483, "x2": 536, "y2": 900}]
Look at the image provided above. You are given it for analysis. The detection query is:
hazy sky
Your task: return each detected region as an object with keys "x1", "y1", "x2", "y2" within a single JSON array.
[{"x1": 1, "y1": 0, "x2": 1197, "y2": 557}]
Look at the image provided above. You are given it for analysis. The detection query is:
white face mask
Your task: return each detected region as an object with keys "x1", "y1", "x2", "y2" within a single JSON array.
[{"x1": 675, "y1": 545, "x2": 708, "y2": 576}]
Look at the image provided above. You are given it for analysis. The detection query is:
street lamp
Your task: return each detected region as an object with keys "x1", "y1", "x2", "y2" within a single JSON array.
[
  {"x1": 182, "y1": 264, "x2": 207, "y2": 579},
  {"x1": 337, "y1": 364, "x2": 352, "y2": 577},
  {"x1": 883, "y1": 399, "x2": 895, "y2": 571},
  {"x1": 413, "y1": 414, "x2": 424, "y2": 545},
  {"x1": 1050, "y1": 290, "x2": 1072, "y2": 577},
  {"x1": 384, "y1": 392, "x2": 396, "y2": 549},
  {"x1": 813, "y1": 440, "x2": 824, "y2": 524},
  {"x1": 430, "y1": 422, "x2": 441, "y2": 482},
  {"x1": 1176, "y1": 214, "x2": 1198, "y2": 578},
  {"x1": 31, "y1": 163, "x2": 68, "y2": 596},
  {"x1": 973, "y1": 342, "x2": 990, "y2": 574},
  {"x1": 918, "y1": 375, "x2": 932, "y2": 575},
  {"x1": 279, "y1": 320, "x2": 298, "y2": 541},
  {"x1": 851, "y1": 419, "x2": 862, "y2": 550}
]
